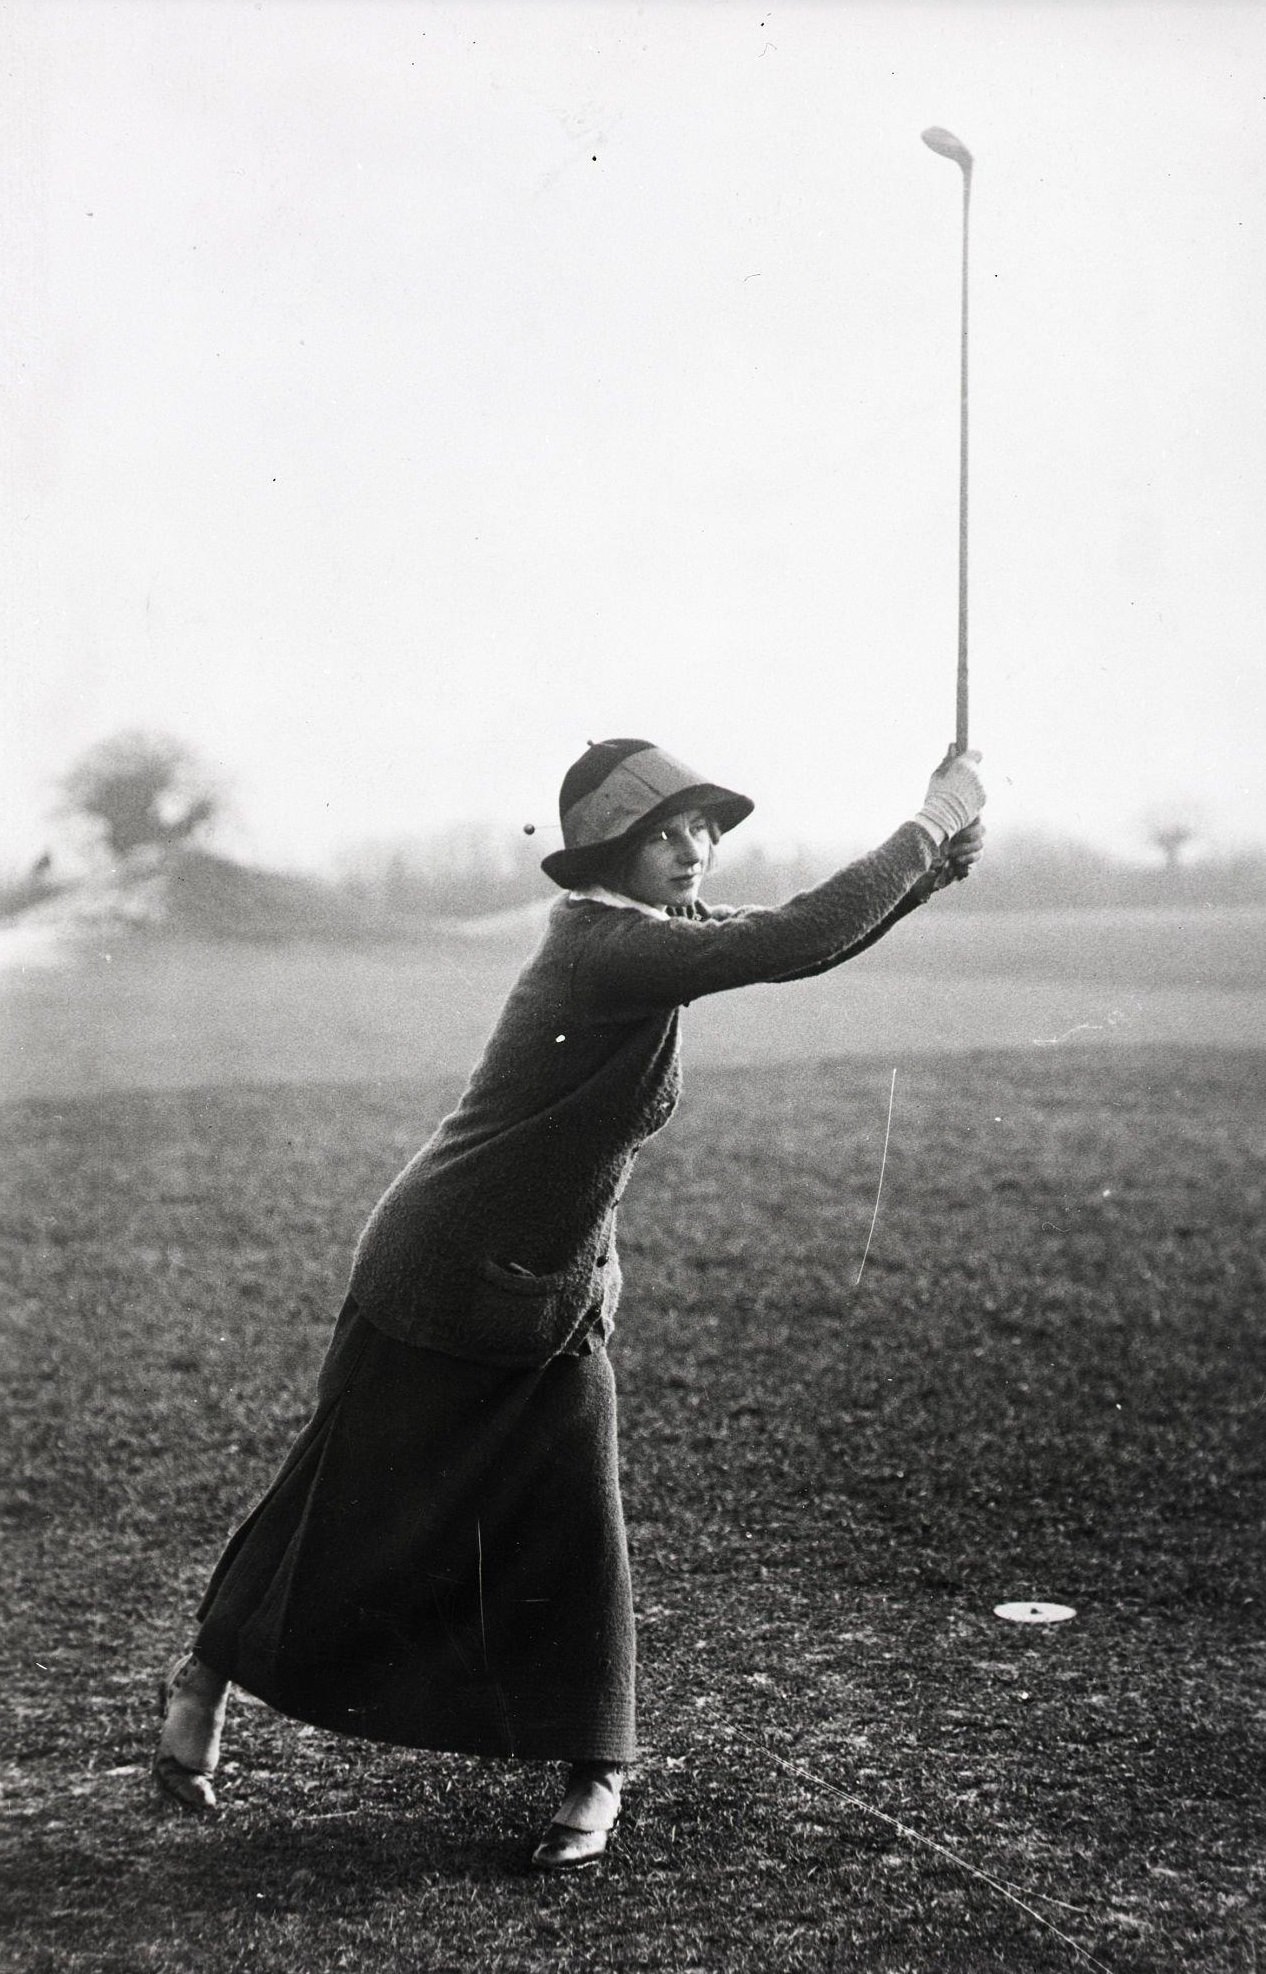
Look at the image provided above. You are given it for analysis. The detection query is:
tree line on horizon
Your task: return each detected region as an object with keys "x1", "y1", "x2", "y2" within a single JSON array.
[{"x1": 5, "y1": 729, "x2": 1266, "y2": 922}]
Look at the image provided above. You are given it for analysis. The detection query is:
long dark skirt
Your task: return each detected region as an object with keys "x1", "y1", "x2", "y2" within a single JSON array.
[{"x1": 194, "y1": 1298, "x2": 636, "y2": 1763}]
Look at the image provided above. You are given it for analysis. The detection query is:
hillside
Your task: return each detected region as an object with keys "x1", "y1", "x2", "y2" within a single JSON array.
[{"x1": 0, "y1": 846, "x2": 552, "y2": 954}]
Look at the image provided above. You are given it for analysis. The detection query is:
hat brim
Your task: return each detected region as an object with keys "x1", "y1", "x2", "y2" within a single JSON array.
[{"x1": 541, "y1": 782, "x2": 754, "y2": 889}]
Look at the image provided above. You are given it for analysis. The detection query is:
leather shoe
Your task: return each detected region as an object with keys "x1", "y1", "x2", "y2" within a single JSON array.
[
  {"x1": 153, "y1": 1652, "x2": 229, "y2": 1813},
  {"x1": 531, "y1": 1767, "x2": 621, "y2": 1871},
  {"x1": 531, "y1": 1821, "x2": 612, "y2": 1869}
]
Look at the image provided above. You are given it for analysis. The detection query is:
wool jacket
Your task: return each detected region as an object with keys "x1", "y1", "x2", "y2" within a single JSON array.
[{"x1": 347, "y1": 820, "x2": 940, "y2": 1366}]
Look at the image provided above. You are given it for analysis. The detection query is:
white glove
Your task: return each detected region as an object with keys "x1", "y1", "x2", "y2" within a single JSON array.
[{"x1": 914, "y1": 748, "x2": 985, "y2": 843}]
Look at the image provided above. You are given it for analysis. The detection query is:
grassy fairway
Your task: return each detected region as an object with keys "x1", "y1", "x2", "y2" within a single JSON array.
[
  {"x1": 3, "y1": 906, "x2": 1264, "y2": 1099},
  {"x1": 3, "y1": 1049, "x2": 1264, "y2": 1971}
]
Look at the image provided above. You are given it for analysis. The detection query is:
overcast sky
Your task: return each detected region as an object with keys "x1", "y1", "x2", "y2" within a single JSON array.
[{"x1": 4, "y1": 0, "x2": 1264, "y2": 871}]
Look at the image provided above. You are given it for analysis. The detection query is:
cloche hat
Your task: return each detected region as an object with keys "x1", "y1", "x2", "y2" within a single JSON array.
[{"x1": 540, "y1": 738, "x2": 754, "y2": 889}]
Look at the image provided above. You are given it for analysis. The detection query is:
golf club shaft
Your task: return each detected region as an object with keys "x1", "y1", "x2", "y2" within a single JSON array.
[
  {"x1": 955, "y1": 162, "x2": 970, "y2": 755},
  {"x1": 921, "y1": 127, "x2": 974, "y2": 755}
]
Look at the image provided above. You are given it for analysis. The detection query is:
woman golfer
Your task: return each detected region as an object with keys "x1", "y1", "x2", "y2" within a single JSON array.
[{"x1": 155, "y1": 736, "x2": 985, "y2": 1867}]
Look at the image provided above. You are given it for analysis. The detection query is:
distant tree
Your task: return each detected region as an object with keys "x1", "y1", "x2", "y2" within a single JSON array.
[
  {"x1": 60, "y1": 731, "x2": 219, "y2": 859},
  {"x1": 1144, "y1": 805, "x2": 1201, "y2": 871},
  {"x1": 707, "y1": 841, "x2": 834, "y2": 907},
  {"x1": 1150, "y1": 822, "x2": 1195, "y2": 869},
  {"x1": 964, "y1": 828, "x2": 1118, "y2": 909},
  {"x1": 335, "y1": 823, "x2": 548, "y2": 921}
]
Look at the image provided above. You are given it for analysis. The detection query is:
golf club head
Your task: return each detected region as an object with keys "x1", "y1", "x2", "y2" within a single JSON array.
[{"x1": 921, "y1": 126, "x2": 973, "y2": 172}]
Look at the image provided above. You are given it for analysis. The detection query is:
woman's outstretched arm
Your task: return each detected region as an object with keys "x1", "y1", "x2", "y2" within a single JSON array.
[
  {"x1": 572, "y1": 824, "x2": 931, "y2": 1015},
  {"x1": 572, "y1": 756, "x2": 985, "y2": 1017},
  {"x1": 764, "y1": 818, "x2": 985, "y2": 981}
]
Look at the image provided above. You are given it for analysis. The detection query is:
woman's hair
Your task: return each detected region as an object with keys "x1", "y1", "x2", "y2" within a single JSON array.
[{"x1": 600, "y1": 809, "x2": 722, "y2": 895}]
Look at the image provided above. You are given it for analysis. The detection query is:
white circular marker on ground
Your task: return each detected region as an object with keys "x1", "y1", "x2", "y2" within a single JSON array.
[{"x1": 994, "y1": 1600, "x2": 1076, "y2": 1624}]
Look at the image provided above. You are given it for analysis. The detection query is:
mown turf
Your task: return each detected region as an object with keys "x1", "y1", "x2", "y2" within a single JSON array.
[
  {"x1": 5, "y1": 905, "x2": 1265, "y2": 1100},
  {"x1": 2, "y1": 1048, "x2": 1264, "y2": 1972}
]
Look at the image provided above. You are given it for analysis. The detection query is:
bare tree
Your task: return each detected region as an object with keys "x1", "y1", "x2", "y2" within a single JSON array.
[
  {"x1": 335, "y1": 824, "x2": 548, "y2": 920},
  {"x1": 1151, "y1": 822, "x2": 1196, "y2": 870},
  {"x1": 60, "y1": 731, "x2": 219, "y2": 859},
  {"x1": 1144, "y1": 804, "x2": 1202, "y2": 871}
]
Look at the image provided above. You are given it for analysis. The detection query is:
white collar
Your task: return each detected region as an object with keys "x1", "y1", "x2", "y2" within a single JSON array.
[{"x1": 568, "y1": 883, "x2": 669, "y2": 922}]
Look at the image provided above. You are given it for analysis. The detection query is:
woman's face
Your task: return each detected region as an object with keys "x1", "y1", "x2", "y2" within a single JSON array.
[{"x1": 621, "y1": 809, "x2": 715, "y2": 910}]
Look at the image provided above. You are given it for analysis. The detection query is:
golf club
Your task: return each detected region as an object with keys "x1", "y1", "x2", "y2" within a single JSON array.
[{"x1": 921, "y1": 126, "x2": 973, "y2": 755}]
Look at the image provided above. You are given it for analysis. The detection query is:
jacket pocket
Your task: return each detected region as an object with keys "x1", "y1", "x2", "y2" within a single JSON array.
[{"x1": 462, "y1": 1256, "x2": 596, "y2": 1368}]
